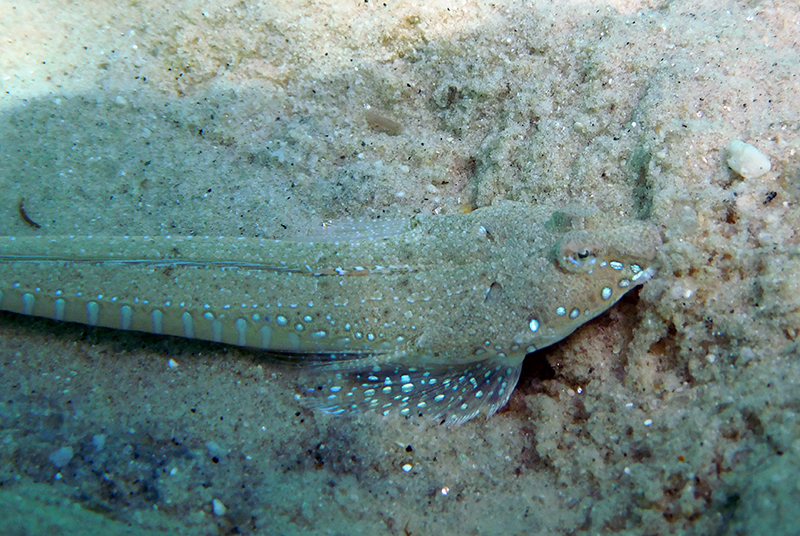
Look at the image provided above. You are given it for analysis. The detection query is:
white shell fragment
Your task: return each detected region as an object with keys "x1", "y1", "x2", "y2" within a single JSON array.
[{"x1": 726, "y1": 140, "x2": 771, "y2": 179}]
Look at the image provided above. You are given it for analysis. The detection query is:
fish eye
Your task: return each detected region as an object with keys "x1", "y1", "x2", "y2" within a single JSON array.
[{"x1": 553, "y1": 231, "x2": 606, "y2": 273}]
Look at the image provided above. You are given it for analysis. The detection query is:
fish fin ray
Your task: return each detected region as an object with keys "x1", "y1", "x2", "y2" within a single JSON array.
[
  {"x1": 299, "y1": 357, "x2": 522, "y2": 425},
  {"x1": 268, "y1": 350, "x2": 389, "y2": 372}
]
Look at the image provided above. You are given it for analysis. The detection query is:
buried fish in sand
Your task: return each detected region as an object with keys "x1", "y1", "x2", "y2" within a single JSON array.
[{"x1": 0, "y1": 202, "x2": 659, "y2": 424}]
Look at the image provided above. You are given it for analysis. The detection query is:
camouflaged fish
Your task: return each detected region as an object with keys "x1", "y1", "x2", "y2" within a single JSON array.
[{"x1": 0, "y1": 202, "x2": 659, "y2": 424}]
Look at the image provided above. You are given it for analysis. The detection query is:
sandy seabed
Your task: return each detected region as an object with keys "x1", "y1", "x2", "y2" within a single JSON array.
[{"x1": 1, "y1": 0, "x2": 799, "y2": 535}]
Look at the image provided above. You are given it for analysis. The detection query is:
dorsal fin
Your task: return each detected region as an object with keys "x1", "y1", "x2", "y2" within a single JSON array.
[{"x1": 281, "y1": 218, "x2": 410, "y2": 243}]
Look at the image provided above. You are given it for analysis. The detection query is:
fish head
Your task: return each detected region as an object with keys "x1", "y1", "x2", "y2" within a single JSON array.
[{"x1": 508, "y1": 219, "x2": 661, "y2": 352}]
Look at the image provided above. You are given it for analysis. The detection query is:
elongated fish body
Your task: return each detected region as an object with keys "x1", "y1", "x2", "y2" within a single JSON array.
[{"x1": 0, "y1": 202, "x2": 659, "y2": 424}]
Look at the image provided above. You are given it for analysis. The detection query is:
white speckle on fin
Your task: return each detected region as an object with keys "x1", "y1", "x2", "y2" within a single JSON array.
[
  {"x1": 301, "y1": 357, "x2": 522, "y2": 426},
  {"x1": 22, "y1": 292, "x2": 35, "y2": 315}
]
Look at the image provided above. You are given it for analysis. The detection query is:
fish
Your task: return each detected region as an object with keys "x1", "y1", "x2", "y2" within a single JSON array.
[{"x1": 0, "y1": 202, "x2": 659, "y2": 424}]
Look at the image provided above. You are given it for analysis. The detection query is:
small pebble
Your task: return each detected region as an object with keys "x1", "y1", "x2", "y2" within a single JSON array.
[
  {"x1": 402, "y1": 463, "x2": 412, "y2": 472},
  {"x1": 206, "y1": 441, "x2": 225, "y2": 458},
  {"x1": 168, "y1": 358, "x2": 179, "y2": 369},
  {"x1": 365, "y1": 110, "x2": 403, "y2": 135},
  {"x1": 49, "y1": 446, "x2": 74, "y2": 468},
  {"x1": 212, "y1": 499, "x2": 227, "y2": 516},
  {"x1": 92, "y1": 434, "x2": 106, "y2": 451},
  {"x1": 726, "y1": 140, "x2": 771, "y2": 179}
]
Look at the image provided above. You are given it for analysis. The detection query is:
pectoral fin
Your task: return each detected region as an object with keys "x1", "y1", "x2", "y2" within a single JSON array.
[{"x1": 300, "y1": 356, "x2": 523, "y2": 425}]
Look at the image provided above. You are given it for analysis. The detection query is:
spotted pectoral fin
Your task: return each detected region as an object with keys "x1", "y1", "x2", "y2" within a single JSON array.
[{"x1": 299, "y1": 357, "x2": 523, "y2": 426}]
